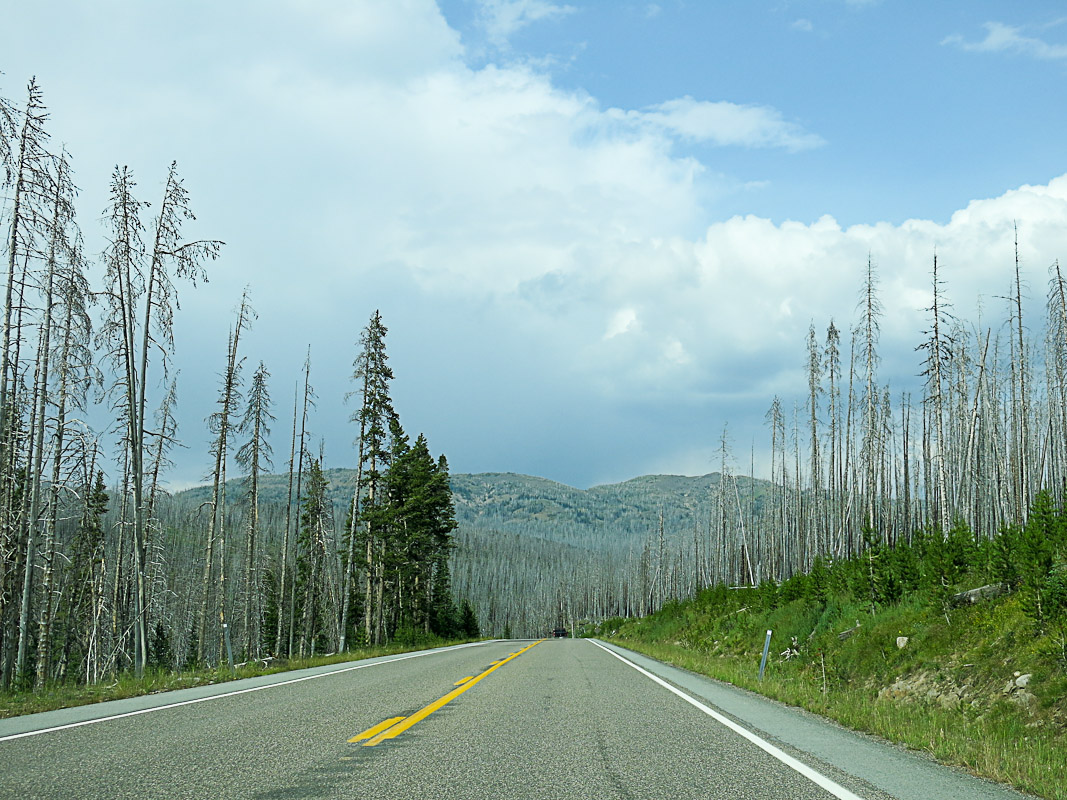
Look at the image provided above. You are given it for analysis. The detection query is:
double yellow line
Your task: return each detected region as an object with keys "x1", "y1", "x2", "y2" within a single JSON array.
[{"x1": 351, "y1": 639, "x2": 544, "y2": 747}]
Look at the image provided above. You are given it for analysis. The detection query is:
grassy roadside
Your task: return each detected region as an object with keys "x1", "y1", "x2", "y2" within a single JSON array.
[
  {"x1": 0, "y1": 639, "x2": 481, "y2": 720},
  {"x1": 599, "y1": 587, "x2": 1067, "y2": 800}
]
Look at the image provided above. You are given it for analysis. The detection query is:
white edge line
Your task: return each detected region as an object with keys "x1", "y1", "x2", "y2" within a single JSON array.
[
  {"x1": 589, "y1": 640, "x2": 866, "y2": 800},
  {"x1": 0, "y1": 641, "x2": 491, "y2": 742}
]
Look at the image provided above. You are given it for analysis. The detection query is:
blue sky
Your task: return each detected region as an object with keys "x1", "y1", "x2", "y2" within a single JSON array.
[
  {"x1": 4, "y1": 1, "x2": 1067, "y2": 489},
  {"x1": 443, "y1": 1, "x2": 1067, "y2": 227}
]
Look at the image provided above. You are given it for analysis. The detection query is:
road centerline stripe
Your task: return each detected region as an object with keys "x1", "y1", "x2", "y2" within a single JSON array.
[
  {"x1": 0, "y1": 641, "x2": 492, "y2": 743},
  {"x1": 350, "y1": 716, "x2": 407, "y2": 742},
  {"x1": 589, "y1": 640, "x2": 866, "y2": 800},
  {"x1": 362, "y1": 639, "x2": 544, "y2": 747}
]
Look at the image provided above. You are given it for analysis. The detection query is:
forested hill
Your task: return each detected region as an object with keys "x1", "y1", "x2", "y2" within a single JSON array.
[
  {"x1": 174, "y1": 469, "x2": 768, "y2": 550},
  {"x1": 172, "y1": 469, "x2": 770, "y2": 638},
  {"x1": 450, "y1": 471, "x2": 767, "y2": 548}
]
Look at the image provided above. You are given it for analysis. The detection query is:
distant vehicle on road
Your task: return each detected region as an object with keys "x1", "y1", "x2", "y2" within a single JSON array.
[{"x1": 552, "y1": 627, "x2": 568, "y2": 638}]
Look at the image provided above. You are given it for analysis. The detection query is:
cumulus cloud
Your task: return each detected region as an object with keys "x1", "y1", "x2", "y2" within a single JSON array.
[
  {"x1": 475, "y1": 0, "x2": 577, "y2": 48},
  {"x1": 201, "y1": 12, "x2": 1067, "y2": 462},
  {"x1": 570, "y1": 178, "x2": 1067, "y2": 410},
  {"x1": 943, "y1": 21, "x2": 1067, "y2": 60},
  {"x1": 630, "y1": 96, "x2": 825, "y2": 151},
  {"x1": 791, "y1": 18, "x2": 814, "y2": 33},
  {"x1": 9, "y1": 0, "x2": 1067, "y2": 487},
  {"x1": 604, "y1": 308, "x2": 639, "y2": 340}
]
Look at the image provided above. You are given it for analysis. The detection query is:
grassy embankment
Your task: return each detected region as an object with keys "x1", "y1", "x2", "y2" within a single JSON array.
[
  {"x1": 0, "y1": 638, "x2": 479, "y2": 719},
  {"x1": 596, "y1": 494, "x2": 1067, "y2": 800}
]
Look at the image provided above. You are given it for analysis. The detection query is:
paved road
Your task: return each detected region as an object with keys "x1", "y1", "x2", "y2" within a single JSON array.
[{"x1": 0, "y1": 639, "x2": 1037, "y2": 799}]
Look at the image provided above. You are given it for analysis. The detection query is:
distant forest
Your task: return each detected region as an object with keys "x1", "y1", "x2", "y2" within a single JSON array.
[{"x1": 4, "y1": 74, "x2": 1067, "y2": 689}]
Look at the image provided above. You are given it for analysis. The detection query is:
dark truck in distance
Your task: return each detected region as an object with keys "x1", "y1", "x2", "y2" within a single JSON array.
[{"x1": 552, "y1": 627, "x2": 568, "y2": 638}]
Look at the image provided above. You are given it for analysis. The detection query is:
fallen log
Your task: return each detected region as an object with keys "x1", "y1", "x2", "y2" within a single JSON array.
[{"x1": 948, "y1": 583, "x2": 1006, "y2": 608}]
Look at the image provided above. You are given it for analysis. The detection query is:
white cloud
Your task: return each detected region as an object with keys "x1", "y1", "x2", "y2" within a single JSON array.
[
  {"x1": 943, "y1": 21, "x2": 1067, "y2": 60},
  {"x1": 631, "y1": 96, "x2": 825, "y2": 152},
  {"x1": 792, "y1": 18, "x2": 814, "y2": 33},
  {"x1": 507, "y1": 175, "x2": 1067, "y2": 423},
  {"x1": 663, "y1": 338, "x2": 690, "y2": 365},
  {"x1": 645, "y1": 4, "x2": 662, "y2": 19},
  {"x1": 476, "y1": 0, "x2": 577, "y2": 48},
  {"x1": 605, "y1": 308, "x2": 639, "y2": 339},
  {"x1": 10, "y1": 0, "x2": 1067, "y2": 487}
]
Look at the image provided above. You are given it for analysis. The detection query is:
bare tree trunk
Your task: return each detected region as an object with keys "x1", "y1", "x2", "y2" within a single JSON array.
[
  {"x1": 339, "y1": 364, "x2": 369, "y2": 651},
  {"x1": 31, "y1": 153, "x2": 76, "y2": 687},
  {"x1": 197, "y1": 295, "x2": 251, "y2": 663},
  {"x1": 288, "y1": 350, "x2": 313, "y2": 656},
  {"x1": 1011, "y1": 224, "x2": 1030, "y2": 522},
  {"x1": 274, "y1": 385, "x2": 298, "y2": 657}
]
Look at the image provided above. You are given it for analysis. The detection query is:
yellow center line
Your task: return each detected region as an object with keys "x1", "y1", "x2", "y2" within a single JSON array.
[
  {"x1": 349, "y1": 716, "x2": 407, "y2": 743},
  {"x1": 362, "y1": 639, "x2": 544, "y2": 747},
  {"x1": 453, "y1": 676, "x2": 474, "y2": 686}
]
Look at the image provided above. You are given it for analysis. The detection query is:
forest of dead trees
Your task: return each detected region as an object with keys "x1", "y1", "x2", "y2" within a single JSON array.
[
  {"x1": 4, "y1": 71, "x2": 1067, "y2": 666},
  {"x1": 588, "y1": 246, "x2": 1067, "y2": 627},
  {"x1": 0, "y1": 77, "x2": 465, "y2": 689},
  {"x1": 451, "y1": 239, "x2": 1067, "y2": 637}
]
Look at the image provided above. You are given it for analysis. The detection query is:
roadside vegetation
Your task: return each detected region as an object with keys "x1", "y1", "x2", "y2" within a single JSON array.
[
  {"x1": 0, "y1": 622, "x2": 482, "y2": 720},
  {"x1": 595, "y1": 491, "x2": 1067, "y2": 799}
]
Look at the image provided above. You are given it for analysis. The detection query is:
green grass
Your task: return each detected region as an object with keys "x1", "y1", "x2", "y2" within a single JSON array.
[
  {"x1": 0, "y1": 639, "x2": 481, "y2": 719},
  {"x1": 603, "y1": 585, "x2": 1067, "y2": 800}
]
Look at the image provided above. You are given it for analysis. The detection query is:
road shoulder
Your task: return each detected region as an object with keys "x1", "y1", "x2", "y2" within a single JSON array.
[{"x1": 593, "y1": 639, "x2": 1037, "y2": 800}]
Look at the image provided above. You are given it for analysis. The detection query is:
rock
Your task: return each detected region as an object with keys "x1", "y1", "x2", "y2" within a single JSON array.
[
  {"x1": 1015, "y1": 673, "x2": 1032, "y2": 688},
  {"x1": 1010, "y1": 689, "x2": 1036, "y2": 706},
  {"x1": 896, "y1": 636, "x2": 909, "y2": 649},
  {"x1": 938, "y1": 692, "x2": 960, "y2": 710}
]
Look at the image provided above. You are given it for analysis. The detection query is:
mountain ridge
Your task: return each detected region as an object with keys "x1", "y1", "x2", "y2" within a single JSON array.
[{"x1": 171, "y1": 468, "x2": 770, "y2": 552}]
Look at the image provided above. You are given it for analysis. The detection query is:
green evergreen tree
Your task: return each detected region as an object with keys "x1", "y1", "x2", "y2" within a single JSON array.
[
  {"x1": 295, "y1": 459, "x2": 336, "y2": 656},
  {"x1": 1019, "y1": 491, "x2": 1058, "y2": 628},
  {"x1": 807, "y1": 556, "x2": 829, "y2": 605},
  {"x1": 350, "y1": 311, "x2": 397, "y2": 646},
  {"x1": 459, "y1": 599, "x2": 480, "y2": 638},
  {"x1": 429, "y1": 557, "x2": 460, "y2": 639},
  {"x1": 384, "y1": 432, "x2": 459, "y2": 634},
  {"x1": 149, "y1": 620, "x2": 172, "y2": 670}
]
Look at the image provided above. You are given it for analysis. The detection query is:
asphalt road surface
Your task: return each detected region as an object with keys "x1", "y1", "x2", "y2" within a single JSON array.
[{"x1": 0, "y1": 638, "x2": 1038, "y2": 799}]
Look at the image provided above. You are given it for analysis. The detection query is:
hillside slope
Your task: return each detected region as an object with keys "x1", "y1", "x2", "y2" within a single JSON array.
[
  {"x1": 175, "y1": 469, "x2": 766, "y2": 549},
  {"x1": 171, "y1": 469, "x2": 763, "y2": 637},
  {"x1": 450, "y1": 470, "x2": 768, "y2": 549}
]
